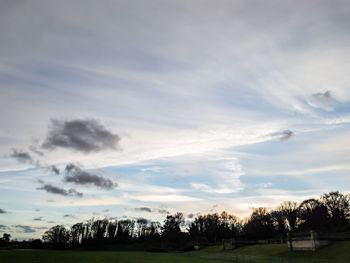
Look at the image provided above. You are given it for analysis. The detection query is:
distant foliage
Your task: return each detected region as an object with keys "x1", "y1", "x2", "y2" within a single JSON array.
[{"x1": 35, "y1": 190, "x2": 350, "y2": 250}]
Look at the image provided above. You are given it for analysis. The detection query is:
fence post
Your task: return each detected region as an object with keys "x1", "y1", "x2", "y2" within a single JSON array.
[
  {"x1": 287, "y1": 232, "x2": 293, "y2": 251},
  {"x1": 310, "y1": 230, "x2": 317, "y2": 251}
]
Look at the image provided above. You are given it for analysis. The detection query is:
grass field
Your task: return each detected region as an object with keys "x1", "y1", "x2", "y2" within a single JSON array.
[{"x1": 1, "y1": 241, "x2": 350, "y2": 263}]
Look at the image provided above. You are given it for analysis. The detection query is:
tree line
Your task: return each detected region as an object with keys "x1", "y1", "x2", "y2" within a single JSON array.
[{"x1": 1, "y1": 191, "x2": 349, "y2": 250}]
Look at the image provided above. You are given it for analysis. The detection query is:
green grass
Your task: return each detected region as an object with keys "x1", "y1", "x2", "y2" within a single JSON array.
[
  {"x1": 190, "y1": 241, "x2": 350, "y2": 262},
  {"x1": 0, "y1": 249, "x2": 227, "y2": 263},
  {"x1": 1, "y1": 241, "x2": 350, "y2": 263}
]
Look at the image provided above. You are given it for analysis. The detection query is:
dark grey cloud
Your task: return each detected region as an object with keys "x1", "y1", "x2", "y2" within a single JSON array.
[
  {"x1": 156, "y1": 208, "x2": 170, "y2": 214},
  {"x1": 63, "y1": 214, "x2": 77, "y2": 219},
  {"x1": 271, "y1": 130, "x2": 294, "y2": 141},
  {"x1": 47, "y1": 221, "x2": 55, "y2": 224},
  {"x1": 309, "y1": 90, "x2": 337, "y2": 111},
  {"x1": 49, "y1": 165, "x2": 60, "y2": 175},
  {"x1": 9, "y1": 148, "x2": 33, "y2": 164},
  {"x1": 135, "y1": 207, "x2": 152, "y2": 212},
  {"x1": 42, "y1": 119, "x2": 120, "y2": 153},
  {"x1": 37, "y1": 184, "x2": 83, "y2": 197},
  {"x1": 102, "y1": 209, "x2": 109, "y2": 213},
  {"x1": 33, "y1": 217, "x2": 43, "y2": 221},
  {"x1": 134, "y1": 207, "x2": 169, "y2": 214},
  {"x1": 0, "y1": 208, "x2": 7, "y2": 214},
  {"x1": 313, "y1": 90, "x2": 333, "y2": 102},
  {"x1": 13, "y1": 225, "x2": 36, "y2": 233},
  {"x1": 64, "y1": 163, "x2": 117, "y2": 189},
  {"x1": 35, "y1": 226, "x2": 49, "y2": 230},
  {"x1": 29, "y1": 145, "x2": 44, "y2": 156},
  {"x1": 187, "y1": 213, "x2": 194, "y2": 219}
]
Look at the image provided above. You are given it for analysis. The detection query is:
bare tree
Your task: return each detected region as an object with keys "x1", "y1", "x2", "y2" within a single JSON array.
[{"x1": 278, "y1": 201, "x2": 299, "y2": 231}]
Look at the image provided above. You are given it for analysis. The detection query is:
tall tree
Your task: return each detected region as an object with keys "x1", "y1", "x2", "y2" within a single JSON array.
[
  {"x1": 278, "y1": 201, "x2": 299, "y2": 231},
  {"x1": 322, "y1": 191, "x2": 350, "y2": 228},
  {"x1": 161, "y1": 212, "x2": 186, "y2": 250},
  {"x1": 243, "y1": 207, "x2": 275, "y2": 239},
  {"x1": 42, "y1": 225, "x2": 70, "y2": 248},
  {"x1": 299, "y1": 198, "x2": 329, "y2": 231}
]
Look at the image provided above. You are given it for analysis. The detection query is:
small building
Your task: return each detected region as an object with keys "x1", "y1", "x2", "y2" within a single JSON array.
[{"x1": 287, "y1": 231, "x2": 329, "y2": 251}]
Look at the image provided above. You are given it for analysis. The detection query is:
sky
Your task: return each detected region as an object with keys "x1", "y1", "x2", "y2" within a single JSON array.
[{"x1": 1, "y1": 0, "x2": 350, "y2": 240}]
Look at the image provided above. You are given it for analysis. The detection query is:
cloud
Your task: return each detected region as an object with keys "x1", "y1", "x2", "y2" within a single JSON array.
[
  {"x1": 134, "y1": 207, "x2": 170, "y2": 214},
  {"x1": 0, "y1": 225, "x2": 9, "y2": 231},
  {"x1": 43, "y1": 196, "x2": 124, "y2": 207},
  {"x1": 33, "y1": 217, "x2": 43, "y2": 221},
  {"x1": 13, "y1": 225, "x2": 36, "y2": 233},
  {"x1": 49, "y1": 165, "x2": 60, "y2": 175},
  {"x1": 9, "y1": 148, "x2": 33, "y2": 164},
  {"x1": 37, "y1": 184, "x2": 83, "y2": 197},
  {"x1": 313, "y1": 90, "x2": 333, "y2": 102},
  {"x1": 187, "y1": 213, "x2": 194, "y2": 219},
  {"x1": 156, "y1": 208, "x2": 170, "y2": 214},
  {"x1": 63, "y1": 214, "x2": 77, "y2": 219},
  {"x1": 0, "y1": 208, "x2": 7, "y2": 214},
  {"x1": 126, "y1": 194, "x2": 200, "y2": 203},
  {"x1": 42, "y1": 119, "x2": 121, "y2": 153},
  {"x1": 191, "y1": 183, "x2": 239, "y2": 194},
  {"x1": 134, "y1": 207, "x2": 152, "y2": 212},
  {"x1": 29, "y1": 145, "x2": 44, "y2": 156},
  {"x1": 308, "y1": 90, "x2": 337, "y2": 111},
  {"x1": 271, "y1": 130, "x2": 294, "y2": 141},
  {"x1": 64, "y1": 163, "x2": 117, "y2": 189}
]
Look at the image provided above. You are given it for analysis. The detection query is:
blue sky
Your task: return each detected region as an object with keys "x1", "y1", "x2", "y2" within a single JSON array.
[{"x1": 1, "y1": 0, "x2": 350, "y2": 239}]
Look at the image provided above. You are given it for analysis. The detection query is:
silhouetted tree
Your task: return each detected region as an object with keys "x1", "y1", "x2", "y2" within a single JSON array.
[
  {"x1": 146, "y1": 221, "x2": 161, "y2": 241},
  {"x1": 188, "y1": 212, "x2": 240, "y2": 244},
  {"x1": 278, "y1": 201, "x2": 299, "y2": 231},
  {"x1": 2, "y1": 233, "x2": 10, "y2": 242},
  {"x1": 322, "y1": 191, "x2": 350, "y2": 229},
  {"x1": 42, "y1": 225, "x2": 69, "y2": 248},
  {"x1": 0, "y1": 233, "x2": 11, "y2": 247},
  {"x1": 162, "y1": 212, "x2": 186, "y2": 250},
  {"x1": 270, "y1": 210, "x2": 286, "y2": 236},
  {"x1": 106, "y1": 220, "x2": 118, "y2": 242},
  {"x1": 243, "y1": 207, "x2": 275, "y2": 239},
  {"x1": 71, "y1": 222, "x2": 84, "y2": 245},
  {"x1": 136, "y1": 218, "x2": 148, "y2": 240},
  {"x1": 298, "y1": 198, "x2": 330, "y2": 231},
  {"x1": 116, "y1": 219, "x2": 135, "y2": 243},
  {"x1": 90, "y1": 219, "x2": 109, "y2": 243}
]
